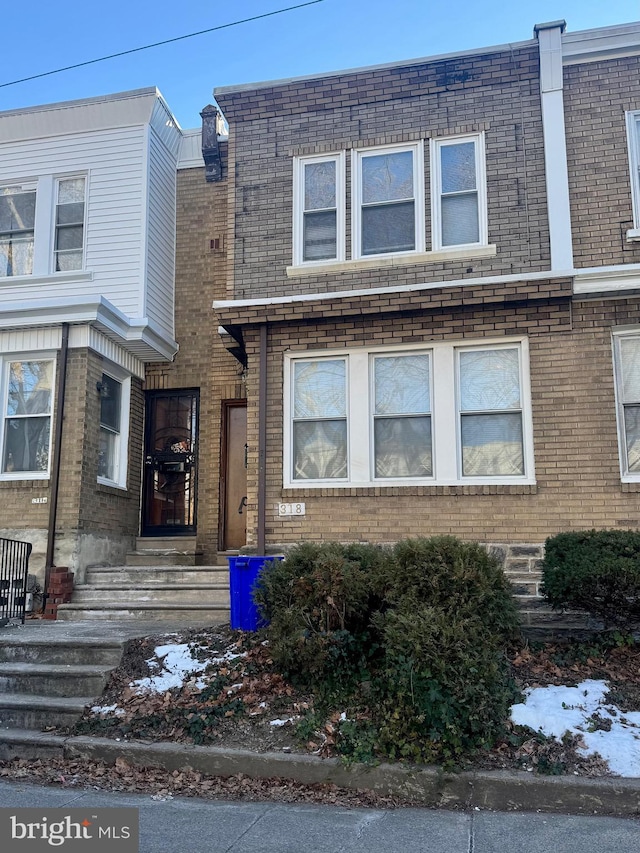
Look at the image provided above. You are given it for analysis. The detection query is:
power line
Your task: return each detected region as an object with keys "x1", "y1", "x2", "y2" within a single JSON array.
[{"x1": 0, "y1": 1, "x2": 325, "y2": 90}]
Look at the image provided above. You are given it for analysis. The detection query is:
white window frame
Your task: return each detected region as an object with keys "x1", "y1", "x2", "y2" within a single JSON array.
[
  {"x1": 0, "y1": 173, "x2": 88, "y2": 280},
  {"x1": 430, "y1": 133, "x2": 488, "y2": 251},
  {"x1": 0, "y1": 182, "x2": 38, "y2": 278},
  {"x1": 625, "y1": 112, "x2": 640, "y2": 240},
  {"x1": 97, "y1": 364, "x2": 130, "y2": 490},
  {"x1": 0, "y1": 353, "x2": 55, "y2": 481},
  {"x1": 293, "y1": 153, "x2": 345, "y2": 266},
  {"x1": 352, "y1": 142, "x2": 425, "y2": 260},
  {"x1": 53, "y1": 175, "x2": 87, "y2": 273},
  {"x1": 283, "y1": 337, "x2": 534, "y2": 488},
  {"x1": 612, "y1": 329, "x2": 640, "y2": 481}
]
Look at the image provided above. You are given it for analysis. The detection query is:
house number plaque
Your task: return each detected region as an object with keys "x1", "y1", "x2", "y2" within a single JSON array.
[{"x1": 278, "y1": 502, "x2": 306, "y2": 516}]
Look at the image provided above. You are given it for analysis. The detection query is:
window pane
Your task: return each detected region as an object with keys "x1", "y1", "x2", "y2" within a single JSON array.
[
  {"x1": 98, "y1": 427, "x2": 118, "y2": 481},
  {"x1": 0, "y1": 190, "x2": 36, "y2": 233},
  {"x1": 624, "y1": 406, "x2": 640, "y2": 473},
  {"x1": 99, "y1": 374, "x2": 122, "y2": 431},
  {"x1": 7, "y1": 362, "x2": 53, "y2": 416},
  {"x1": 294, "y1": 360, "x2": 346, "y2": 418},
  {"x1": 293, "y1": 420, "x2": 347, "y2": 479},
  {"x1": 56, "y1": 202, "x2": 84, "y2": 226},
  {"x1": 374, "y1": 416, "x2": 432, "y2": 477},
  {"x1": 58, "y1": 178, "x2": 85, "y2": 205},
  {"x1": 441, "y1": 142, "x2": 476, "y2": 194},
  {"x1": 362, "y1": 201, "x2": 415, "y2": 255},
  {"x1": 3, "y1": 416, "x2": 50, "y2": 472},
  {"x1": 55, "y1": 225, "x2": 84, "y2": 251},
  {"x1": 56, "y1": 250, "x2": 83, "y2": 272},
  {"x1": 362, "y1": 151, "x2": 413, "y2": 203},
  {"x1": 459, "y1": 349, "x2": 520, "y2": 411},
  {"x1": 461, "y1": 413, "x2": 524, "y2": 476},
  {"x1": 303, "y1": 210, "x2": 336, "y2": 261},
  {"x1": 304, "y1": 161, "x2": 335, "y2": 210},
  {"x1": 374, "y1": 354, "x2": 430, "y2": 414},
  {"x1": 0, "y1": 234, "x2": 34, "y2": 276},
  {"x1": 441, "y1": 193, "x2": 479, "y2": 246},
  {"x1": 619, "y1": 337, "x2": 640, "y2": 401}
]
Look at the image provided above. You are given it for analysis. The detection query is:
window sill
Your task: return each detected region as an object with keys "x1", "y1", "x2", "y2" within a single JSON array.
[
  {"x1": 281, "y1": 482, "x2": 537, "y2": 497},
  {"x1": 0, "y1": 271, "x2": 93, "y2": 286},
  {"x1": 0, "y1": 477, "x2": 50, "y2": 488},
  {"x1": 286, "y1": 245, "x2": 497, "y2": 278},
  {"x1": 97, "y1": 478, "x2": 128, "y2": 493},
  {"x1": 626, "y1": 228, "x2": 640, "y2": 243}
]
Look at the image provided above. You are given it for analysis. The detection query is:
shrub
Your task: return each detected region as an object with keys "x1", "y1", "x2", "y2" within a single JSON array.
[
  {"x1": 542, "y1": 529, "x2": 640, "y2": 630},
  {"x1": 255, "y1": 537, "x2": 521, "y2": 762}
]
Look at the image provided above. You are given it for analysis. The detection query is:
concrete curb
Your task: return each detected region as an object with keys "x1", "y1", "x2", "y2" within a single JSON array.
[{"x1": 3, "y1": 731, "x2": 639, "y2": 817}]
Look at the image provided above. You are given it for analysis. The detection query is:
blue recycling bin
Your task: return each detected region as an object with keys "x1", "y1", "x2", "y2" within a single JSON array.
[{"x1": 228, "y1": 555, "x2": 283, "y2": 631}]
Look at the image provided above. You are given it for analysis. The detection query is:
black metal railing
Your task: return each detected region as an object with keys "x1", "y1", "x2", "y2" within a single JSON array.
[{"x1": 0, "y1": 538, "x2": 32, "y2": 625}]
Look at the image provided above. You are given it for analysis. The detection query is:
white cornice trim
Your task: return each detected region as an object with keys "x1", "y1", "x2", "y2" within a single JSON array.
[
  {"x1": 213, "y1": 268, "x2": 574, "y2": 312},
  {"x1": 0, "y1": 296, "x2": 178, "y2": 361},
  {"x1": 562, "y1": 21, "x2": 640, "y2": 65}
]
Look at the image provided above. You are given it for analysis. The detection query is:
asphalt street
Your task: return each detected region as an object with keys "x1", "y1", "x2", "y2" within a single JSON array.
[{"x1": 0, "y1": 779, "x2": 638, "y2": 853}]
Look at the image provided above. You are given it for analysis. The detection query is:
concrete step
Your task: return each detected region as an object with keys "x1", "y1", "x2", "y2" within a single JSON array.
[
  {"x1": 85, "y1": 566, "x2": 229, "y2": 585},
  {"x1": 0, "y1": 694, "x2": 92, "y2": 729},
  {"x1": 56, "y1": 602, "x2": 230, "y2": 623},
  {"x1": 135, "y1": 536, "x2": 197, "y2": 551},
  {"x1": 72, "y1": 584, "x2": 230, "y2": 605},
  {"x1": 0, "y1": 635, "x2": 124, "y2": 666},
  {"x1": 125, "y1": 552, "x2": 204, "y2": 567},
  {"x1": 0, "y1": 662, "x2": 112, "y2": 697},
  {"x1": 0, "y1": 728, "x2": 67, "y2": 761}
]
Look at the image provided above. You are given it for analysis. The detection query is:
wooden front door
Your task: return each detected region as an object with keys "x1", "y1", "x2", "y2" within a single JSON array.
[
  {"x1": 142, "y1": 390, "x2": 199, "y2": 536},
  {"x1": 220, "y1": 401, "x2": 247, "y2": 550}
]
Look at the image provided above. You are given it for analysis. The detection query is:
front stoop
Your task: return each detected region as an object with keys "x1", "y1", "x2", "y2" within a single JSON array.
[
  {"x1": 56, "y1": 564, "x2": 231, "y2": 623},
  {"x1": 126, "y1": 536, "x2": 204, "y2": 567},
  {"x1": 0, "y1": 633, "x2": 123, "y2": 732}
]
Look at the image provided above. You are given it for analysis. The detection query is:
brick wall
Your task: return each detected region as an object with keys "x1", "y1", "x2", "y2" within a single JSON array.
[
  {"x1": 215, "y1": 43, "x2": 550, "y2": 301},
  {"x1": 564, "y1": 55, "x2": 640, "y2": 269},
  {"x1": 145, "y1": 161, "x2": 242, "y2": 561}
]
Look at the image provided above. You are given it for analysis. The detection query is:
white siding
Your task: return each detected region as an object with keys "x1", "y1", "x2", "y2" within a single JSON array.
[
  {"x1": 144, "y1": 126, "x2": 177, "y2": 335},
  {"x1": 0, "y1": 126, "x2": 147, "y2": 318}
]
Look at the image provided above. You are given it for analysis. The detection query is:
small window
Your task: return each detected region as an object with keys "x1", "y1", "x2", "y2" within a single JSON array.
[
  {"x1": 353, "y1": 144, "x2": 424, "y2": 258},
  {"x1": 293, "y1": 154, "x2": 344, "y2": 265},
  {"x1": 0, "y1": 186, "x2": 36, "y2": 277},
  {"x1": 431, "y1": 135, "x2": 487, "y2": 249},
  {"x1": 1, "y1": 359, "x2": 53, "y2": 475},
  {"x1": 291, "y1": 358, "x2": 347, "y2": 480},
  {"x1": 54, "y1": 177, "x2": 85, "y2": 271},
  {"x1": 614, "y1": 334, "x2": 640, "y2": 477},
  {"x1": 98, "y1": 372, "x2": 129, "y2": 487},
  {"x1": 458, "y1": 347, "x2": 524, "y2": 476}
]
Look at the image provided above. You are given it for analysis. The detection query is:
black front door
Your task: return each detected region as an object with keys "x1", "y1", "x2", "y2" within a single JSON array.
[{"x1": 142, "y1": 390, "x2": 199, "y2": 536}]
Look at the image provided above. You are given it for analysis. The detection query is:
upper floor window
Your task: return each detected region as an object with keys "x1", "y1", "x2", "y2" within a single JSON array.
[
  {"x1": 626, "y1": 112, "x2": 640, "y2": 240},
  {"x1": 55, "y1": 177, "x2": 86, "y2": 271},
  {"x1": 284, "y1": 338, "x2": 533, "y2": 487},
  {"x1": 0, "y1": 185, "x2": 36, "y2": 277},
  {"x1": 352, "y1": 144, "x2": 424, "y2": 258},
  {"x1": 0, "y1": 357, "x2": 54, "y2": 478},
  {"x1": 292, "y1": 135, "x2": 486, "y2": 267},
  {"x1": 0, "y1": 175, "x2": 87, "y2": 279},
  {"x1": 293, "y1": 154, "x2": 345, "y2": 265},
  {"x1": 431, "y1": 135, "x2": 487, "y2": 250}
]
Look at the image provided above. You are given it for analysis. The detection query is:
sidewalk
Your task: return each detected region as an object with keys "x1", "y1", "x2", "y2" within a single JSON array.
[{"x1": 0, "y1": 779, "x2": 637, "y2": 853}]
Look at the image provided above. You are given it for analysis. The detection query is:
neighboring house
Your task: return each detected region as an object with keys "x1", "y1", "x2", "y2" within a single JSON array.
[
  {"x1": 212, "y1": 20, "x2": 640, "y2": 616},
  {"x1": 0, "y1": 88, "x2": 183, "y2": 581}
]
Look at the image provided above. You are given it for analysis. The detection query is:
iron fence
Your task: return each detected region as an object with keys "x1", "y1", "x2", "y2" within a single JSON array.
[{"x1": 0, "y1": 538, "x2": 32, "y2": 625}]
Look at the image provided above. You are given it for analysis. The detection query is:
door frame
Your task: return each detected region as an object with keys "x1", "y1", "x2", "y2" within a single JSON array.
[
  {"x1": 141, "y1": 389, "x2": 200, "y2": 537},
  {"x1": 218, "y1": 399, "x2": 247, "y2": 551}
]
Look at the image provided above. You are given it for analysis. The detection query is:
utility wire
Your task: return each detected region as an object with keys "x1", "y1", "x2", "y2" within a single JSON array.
[{"x1": 0, "y1": 0, "x2": 324, "y2": 89}]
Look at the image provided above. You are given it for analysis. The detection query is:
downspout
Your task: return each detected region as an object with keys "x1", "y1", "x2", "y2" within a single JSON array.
[
  {"x1": 257, "y1": 323, "x2": 267, "y2": 554},
  {"x1": 44, "y1": 322, "x2": 69, "y2": 605}
]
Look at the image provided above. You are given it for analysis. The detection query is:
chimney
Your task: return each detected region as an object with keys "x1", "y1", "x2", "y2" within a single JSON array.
[{"x1": 200, "y1": 104, "x2": 223, "y2": 182}]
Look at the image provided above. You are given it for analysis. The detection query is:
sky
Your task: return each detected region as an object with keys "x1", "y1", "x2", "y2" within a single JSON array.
[{"x1": 1, "y1": 0, "x2": 639, "y2": 130}]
